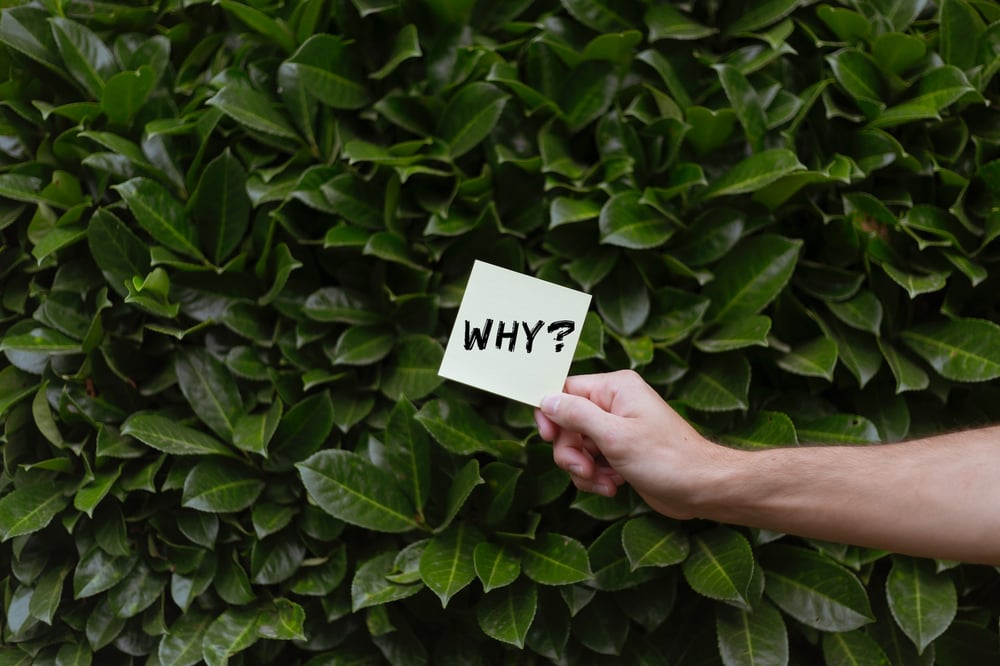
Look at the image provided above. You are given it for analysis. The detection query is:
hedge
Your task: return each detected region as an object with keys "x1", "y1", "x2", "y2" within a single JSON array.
[{"x1": 0, "y1": 0, "x2": 999, "y2": 664}]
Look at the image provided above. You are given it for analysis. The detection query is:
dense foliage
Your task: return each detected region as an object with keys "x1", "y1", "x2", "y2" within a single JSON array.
[{"x1": 1, "y1": 0, "x2": 999, "y2": 663}]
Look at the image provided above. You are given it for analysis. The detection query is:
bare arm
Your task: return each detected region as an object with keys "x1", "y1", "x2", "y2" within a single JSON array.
[{"x1": 535, "y1": 370, "x2": 1000, "y2": 565}]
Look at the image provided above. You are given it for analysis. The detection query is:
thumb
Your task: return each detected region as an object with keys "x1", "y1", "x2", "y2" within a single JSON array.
[{"x1": 539, "y1": 392, "x2": 615, "y2": 440}]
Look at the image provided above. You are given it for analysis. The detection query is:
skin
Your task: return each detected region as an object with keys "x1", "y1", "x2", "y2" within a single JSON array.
[{"x1": 534, "y1": 370, "x2": 1000, "y2": 565}]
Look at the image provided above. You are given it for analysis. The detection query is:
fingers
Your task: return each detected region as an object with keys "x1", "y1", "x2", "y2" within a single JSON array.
[
  {"x1": 539, "y1": 392, "x2": 615, "y2": 440},
  {"x1": 533, "y1": 408, "x2": 558, "y2": 442}
]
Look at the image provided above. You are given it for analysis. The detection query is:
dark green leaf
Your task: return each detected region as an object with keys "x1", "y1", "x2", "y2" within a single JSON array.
[
  {"x1": 476, "y1": 580, "x2": 537, "y2": 649},
  {"x1": 694, "y1": 316, "x2": 771, "y2": 353},
  {"x1": 777, "y1": 337, "x2": 838, "y2": 381},
  {"x1": 176, "y1": 348, "x2": 244, "y2": 442},
  {"x1": 113, "y1": 177, "x2": 204, "y2": 261},
  {"x1": 297, "y1": 449, "x2": 419, "y2": 532},
  {"x1": 676, "y1": 355, "x2": 751, "y2": 411},
  {"x1": 703, "y1": 234, "x2": 802, "y2": 322},
  {"x1": 716, "y1": 600, "x2": 788, "y2": 666},
  {"x1": 520, "y1": 533, "x2": 593, "y2": 586},
  {"x1": 280, "y1": 34, "x2": 370, "y2": 109},
  {"x1": 887, "y1": 556, "x2": 957, "y2": 653},
  {"x1": 0, "y1": 483, "x2": 68, "y2": 541},
  {"x1": 822, "y1": 629, "x2": 892, "y2": 666},
  {"x1": 682, "y1": 527, "x2": 755, "y2": 609},
  {"x1": 645, "y1": 4, "x2": 715, "y2": 40},
  {"x1": 182, "y1": 459, "x2": 265, "y2": 513},
  {"x1": 190, "y1": 150, "x2": 250, "y2": 264},
  {"x1": 352, "y1": 551, "x2": 422, "y2": 611},
  {"x1": 438, "y1": 82, "x2": 509, "y2": 158},
  {"x1": 901, "y1": 318, "x2": 1000, "y2": 382},
  {"x1": 699, "y1": 150, "x2": 805, "y2": 200},
  {"x1": 384, "y1": 398, "x2": 431, "y2": 513},
  {"x1": 420, "y1": 522, "x2": 484, "y2": 606},
  {"x1": 158, "y1": 610, "x2": 212, "y2": 666},
  {"x1": 415, "y1": 399, "x2": 499, "y2": 456},
  {"x1": 121, "y1": 412, "x2": 238, "y2": 458},
  {"x1": 599, "y1": 191, "x2": 675, "y2": 249},
  {"x1": 49, "y1": 17, "x2": 117, "y2": 99},
  {"x1": 206, "y1": 85, "x2": 299, "y2": 140},
  {"x1": 621, "y1": 516, "x2": 689, "y2": 569},
  {"x1": 474, "y1": 542, "x2": 521, "y2": 592}
]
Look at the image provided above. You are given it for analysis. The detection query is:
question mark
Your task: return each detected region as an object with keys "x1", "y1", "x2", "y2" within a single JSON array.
[{"x1": 547, "y1": 320, "x2": 575, "y2": 352}]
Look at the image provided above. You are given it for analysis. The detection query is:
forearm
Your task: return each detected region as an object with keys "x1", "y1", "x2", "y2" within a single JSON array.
[{"x1": 702, "y1": 427, "x2": 1000, "y2": 564}]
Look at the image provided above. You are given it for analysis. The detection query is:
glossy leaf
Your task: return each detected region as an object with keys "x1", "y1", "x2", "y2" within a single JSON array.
[
  {"x1": 281, "y1": 34, "x2": 370, "y2": 109},
  {"x1": 0, "y1": 483, "x2": 68, "y2": 540},
  {"x1": 438, "y1": 82, "x2": 509, "y2": 158},
  {"x1": 190, "y1": 150, "x2": 250, "y2": 264},
  {"x1": 599, "y1": 191, "x2": 674, "y2": 249},
  {"x1": 113, "y1": 177, "x2": 204, "y2": 261},
  {"x1": 762, "y1": 545, "x2": 874, "y2": 631},
  {"x1": 520, "y1": 534, "x2": 593, "y2": 586},
  {"x1": 182, "y1": 459, "x2": 265, "y2": 513},
  {"x1": 699, "y1": 150, "x2": 805, "y2": 200},
  {"x1": 703, "y1": 234, "x2": 802, "y2": 322},
  {"x1": 682, "y1": 527, "x2": 755, "y2": 610},
  {"x1": 822, "y1": 630, "x2": 892, "y2": 666},
  {"x1": 474, "y1": 542, "x2": 521, "y2": 592},
  {"x1": 476, "y1": 580, "x2": 538, "y2": 648},
  {"x1": 297, "y1": 449, "x2": 419, "y2": 532},
  {"x1": 621, "y1": 516, "x2": 689, "y2": 569},
  {"x1": 415, "y1": 399, "x2": 499, "y2": 456},
  {"x1": 901, "y1": 318, "x2": 1000, "y2": 382},
  {"x1": 176, "y1": 348, "x2": 244, "y2": 442},
  {"x1": 419, "y1": 522, "x2": 484, "y2": 606},
  {"x1": 121, "y1": 412, "x2": 237, "y2": 458},
  {"x1": 777, "y1": 337, "x2": 838, "y2": 381},
  {"x1": 716, "y1": 601, "x2": 788, "y2": 666},
  {"x1": 676, "y1": 355, "x2": 751, "y2": 411},
  {"x1": 886, "y1": 556, "x2": 957, "y2": 653}
]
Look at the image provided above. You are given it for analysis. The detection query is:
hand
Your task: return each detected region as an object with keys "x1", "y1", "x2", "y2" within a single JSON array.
[{"x1": 534, "y1": 370, "x2": 733, "y2": 520}]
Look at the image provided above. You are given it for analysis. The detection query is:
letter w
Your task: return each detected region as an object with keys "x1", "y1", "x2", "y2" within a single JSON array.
[{"x1": 464, "y1": 319, "x2": 493, "y2": 350}]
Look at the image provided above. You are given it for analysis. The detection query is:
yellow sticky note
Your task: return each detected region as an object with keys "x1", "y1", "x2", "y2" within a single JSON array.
[{"x1": 438, "y1": 261, "x2": 592, "y2": 406}]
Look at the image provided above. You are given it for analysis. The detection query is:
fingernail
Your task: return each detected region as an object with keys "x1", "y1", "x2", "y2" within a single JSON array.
[
  {"x1": 590, "y1": 482, "x2": 611, "y2": 496},
  {"x1": 540, "y1": 394, "x2": 561, "y2": 414},
  {"x1": 568, "y1": 464, "x2": 583, "y2": 476}
]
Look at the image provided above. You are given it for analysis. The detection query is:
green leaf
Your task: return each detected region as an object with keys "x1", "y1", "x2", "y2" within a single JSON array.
[
  {"x1": 561, "y1": 0, "x2": 637, "y2": 31},
  {"x1": 202, "y1": 608, "x2": 260, "y2": 666},
  {"x1": 901, "y1": 318, "x2": 1000, "y2": 382},
  {"x1": 0, "y1": 6, "x2": 62, "y2": 72},
  {"x1": 232, "y1": 400, "x2": 282, "y2": 457},
  {"x1": 777, "y1": 337, "x2": 838, "y2": 381},
  {"x1": 714, "y1": 64, "x2": 767, "y2": 150},
  {"x1": 107, "y1": 560, "x2": 166, "y2": 619},
  {"x1": 694, "y1": 316, "x2": 771, "y2": 353},
  {"x1": 182, "y1": 459, "x2": 265, "y2": 513},
  {"x1": 720, "y1": 411, "x2": 798, "y2": 449},
  {"x1": 599, "y1": 191, "x2": 675, "y2": 249},
  {"x1": 74, "y1": 548, "x2": 136, "y2": 599},
  {"x1": 558, "y1": 61, "x2": 618, "y2": 132},
  {"x1": 419, "y1": 522, "x2": 485, "y2": 606},
  {"x1": 437, "y1": 82, "x2": 509, "y2": 158},
  {"x1": 176, "y1": 348, "x2": 244, "y2": 442},
  {"x1": 474, "y1": 542, "x2": 521, "y2": 592},
  {"x1": 822, "y1": 629, "x2": 892, "y2": 666},
  {"x1": 49, "y1": 17, "x2": 117, "y2": 99},
  {"x1": 726, "y1": 0, "x2": 801, "y2": 34},
  {"x1": 477, "y1": 580, "x2": 537, "y2": 648},
  {"x1": 0, "y1": 483, "x2": 68, "y2": 541},
  {"x1": 871, "y1": 32, "x2": 927, "y2": 77},
  {"x1": 716, "y1": 600, "x2": 788, "y2": 666},
  {"x1": 596, "y1": 264, "x2": 650, "y2": 336},
  {"x1": 1, "y1": 326, "x2": 81, "y2": 354},
  {"x1": 256, "y1": 598, "x2": 306, "y2": 640},
  {"x1": 878, "y1": 340, "x2": 929, "y2": 394},
  {"x1": 280, "y1": 34, "x2": 370, "y2": 109},
  {"x1": 121, "y1": 412, "x2": 238, "y2": 458},
  {"x1": 158, "y1": 610, "x2": 212, "y2": 666},
  {"x1": 676, "y1": 355, "x2": 751, "y2": 411},
  {"x1": 881, "y1": 264, "x2": 948, "y2": 298},
  {"x1": 55, "y1": 642, "x2": 92, "y2": 666},
  {"x1": 886, "y1": 556, "x2": 957, "y2": 653},
  {"x1": 439, "y1": 459, "x2": 485, "y2": 532},
  {"x1": 297, "y1": 449, "x2": 419, "y2": 532},
  {"x1": 351, "y1": 551, "x2": 422, "y2": 611},
  {"x1": 217, "y1": 0, "x2": 295, "y2": 53},
  {"x1": 384, "y1": 398, "x2": 431, "y2": 513},
  {"x1": 621, "y1": 516, "x2": 689, "y2": 569},
  {"x1": 190, "y1": 150, "x2": 250, "y2": 264},
  {"x1": 87, "y1": 209, "x2": 150, "y2": 298},
  {"x1": 573, "y1": 594, "x2": 630, "y2": 655},
  {"x1": 704, "y1": 234, "x2": 802, "y2": 322},
  {"x1": 303, "y1": 286, "x2": 382, "y2": 324},
  {"x1": 698, "y1": 148, "x2": 806, "y2": 200},
  {"x1": 761, "y1": 544, "x2": 874, "y2": 631},
  {"x1": 828, "y1": 290, "x2": 883, "y2": 334},
  {"x1": 520, "y1": 533, "x2": 593, "y2": 586},
  {"x1": 681, "y1": 527, "x2": 755, "y2": 609},
  {"x1": 370, "y1": 24, "x2": 422, "y2": 80},
  {"x1": 549, "y1": 197, "x2": 602, "y2": 228},
  {"x1": 113, "y1": 177, "x2": 204, "y2": 261},
  {"x1": 328, "y1": 325, "x2": 395, "y2": 366},
  {"x1": 939, "y1": 0, "x2": 986, "y2": 70},
  {"x1": 415, "y1": 399, "x2": 499, "y2": 456},
  {"x1": 29, "y1": 563, "x2": 69, "y2": 625},
  {"x1": 797, "y1": 414, "x2": 880, "y2": 444},
  {"x1": 266, "y1": 391, "x2": 334, "y2": 471},
  {"x1": 206, "y1": 85, "x2": 300, "y2": 140},
  {"x1": 645, "y1": 4, "x2": 715, "y2": 40},
  {"x1": 102, "y1": 66, "x2": 156, "y2": 125}
]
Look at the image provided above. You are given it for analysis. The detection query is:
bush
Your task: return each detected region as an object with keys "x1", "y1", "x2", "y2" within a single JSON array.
[{"x1": 1, "y1": 0, "x2": 999, "y2": 663}]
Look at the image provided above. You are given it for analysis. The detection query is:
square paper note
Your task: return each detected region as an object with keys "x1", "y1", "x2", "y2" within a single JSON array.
[{"x1": 438, "y1": 260, "x2": 592, "y2": 406}]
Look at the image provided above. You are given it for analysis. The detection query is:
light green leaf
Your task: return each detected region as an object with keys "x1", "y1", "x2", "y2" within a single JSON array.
[
  {"x1": 878, "y1": 339, "x2": 930, "y2": 394},
  {"x1": 476, "y1": 580, "x2": 538, "y2": 649},
  {"x1": 297, "y1": 449, "x2": 419, "y2": 532},
  {"x1": 520, "y1": 533, "x2": 593, "y2": 586},
  {"x1": 887, "y1": 556, "x2": 957, "y2": 653},
  {"x1": 351, "y1": 551, "x2": 422, "y2": 611},
  {"x1": 720, "y1": 411, "x2": 799, "y2": 450},
  {"x1": 939, "y1": 0, "x2": 986, "y2": 70},
  {"x1": 202, "y1": 608, "x2": 260, "y2": 666},
  {"x1": 182, "y1": 459, "x2": 265, "y2": 513},
  {"x1": 621, "y1": 516, "x2": 689, "y2": 570},
  {"x1": 102, "y1": 66, "x2": 155, "y2": 125},
  {"x1": 682, "y1": 527, "x2": 755, "y2": 609},
  {"x1": 901, "y1": 318, "x2": 1000, "y2": 382},
  {"x1": 419, "y1": 522, "x2": 485, "y2": 606}
]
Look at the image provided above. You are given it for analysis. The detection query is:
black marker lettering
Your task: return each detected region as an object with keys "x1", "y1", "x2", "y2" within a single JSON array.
[
  {"x1": 522, "y1": 320, "x2": 544, "y2": 353},
  {"x1": 495, "y1": 320, "x2": 518, "y2": 352},
  {"x1": 464, "y1": 318, "x2": 493, "y2": 350}
]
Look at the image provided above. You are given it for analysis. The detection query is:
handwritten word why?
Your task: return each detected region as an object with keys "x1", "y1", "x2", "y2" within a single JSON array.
[{"x1": 464, "y1": 319, "x2": 576, "y2": 353}]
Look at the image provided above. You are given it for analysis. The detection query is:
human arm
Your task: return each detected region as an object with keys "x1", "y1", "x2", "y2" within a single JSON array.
[{"x1": 534, "y1": 370, "x2": 1000, "y2": 565}]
